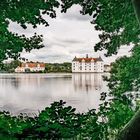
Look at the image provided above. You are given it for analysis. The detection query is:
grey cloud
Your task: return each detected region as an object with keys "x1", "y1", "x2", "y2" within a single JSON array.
[
  {"x1": 35, "y1": 54, "x2": 72, "y2": 63},
  {"x1": 44, "y1": 41, "x2": 66, "y2": 48},
  {"x1": 61, "y1": 13, "x2": 91, "y2": 21},
  {"x1": 70, "y1": 49, "x2": 91, "y2": 54},
  {"x1": 43, "y1": 37, "x2": 85, "y2": 50},
  {"x1": 36, "y1": 54, "x2": 64, "y2": 59},
  {"x1": 11, "y1": 4, "x2": 125, "y2": 64},
  {"x1": 8, "y1": 20, "x2": 37, "y2": 37},
  {"x1": 63, "y1": 40, "x2": 84, "y2": 44},
  {"x1": 54, "y1": 37, "x2": 84, "y2": 44}
]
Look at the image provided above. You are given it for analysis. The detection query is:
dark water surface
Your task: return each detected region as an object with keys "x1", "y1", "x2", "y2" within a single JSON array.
[{"x1": 0, "y1": 73, "x2": 108, "y2": 114}]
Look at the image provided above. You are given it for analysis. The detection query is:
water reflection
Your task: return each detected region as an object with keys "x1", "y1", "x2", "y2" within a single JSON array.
[
  {"x1": 72, "y1": 73, "x2": 102, "y2": 93},
  {"x1": 0, "y1": 73, "x2": 108, "y2": 114}
]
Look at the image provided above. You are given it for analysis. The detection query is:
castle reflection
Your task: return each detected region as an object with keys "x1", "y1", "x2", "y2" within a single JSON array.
[{"x1": 72, "y1": 73, "x2": 103, "y2": 93}]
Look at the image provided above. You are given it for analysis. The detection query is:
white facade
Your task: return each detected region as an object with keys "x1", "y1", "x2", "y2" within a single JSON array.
[
  {"x1": 15, "y1": 63, "x2": 45, "y2": 73},
  {"x1": 15, "y1": 67, "x2": 25, "y2": 73},
  {"x1": 72, "y1": 55, "x2": 104, "y2": 73}
]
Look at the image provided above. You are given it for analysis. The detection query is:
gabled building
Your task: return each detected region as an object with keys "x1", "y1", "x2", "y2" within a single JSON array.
[
  {"x1": 72, "y1": 54, "x2": 104, "y2": 73},
  {"x1": 15, "y1": 62, "x2": 45, "y2": 73}
]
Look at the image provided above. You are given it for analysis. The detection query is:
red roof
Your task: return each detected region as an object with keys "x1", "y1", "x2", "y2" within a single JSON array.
[
  {"x1": 77, "y1": 58, "x2": 96, "y2": 62},
  {"x1": 73, "y1": 56, "x2": 103, "y2": 62},
  {"x1": 21, "y1": 62, "x2": 45, "y2": 68}
]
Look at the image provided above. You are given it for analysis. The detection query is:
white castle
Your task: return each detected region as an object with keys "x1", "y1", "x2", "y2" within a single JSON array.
[{"x1": 72, "y1": 54, "x2": 104, "y2": 73}]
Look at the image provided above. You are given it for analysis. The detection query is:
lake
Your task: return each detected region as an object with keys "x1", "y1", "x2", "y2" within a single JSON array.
[{"x1": 0, "y1": 73, "x2": 108, "y2": 115}]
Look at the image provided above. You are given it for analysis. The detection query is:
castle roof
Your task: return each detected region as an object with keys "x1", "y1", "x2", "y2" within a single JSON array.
[
  {"x1": 72, "y1": 55, "x2": 103, "y2": 62},
  {"x1": 96, "y1": 56, "x2": 103, "y2": 61}
]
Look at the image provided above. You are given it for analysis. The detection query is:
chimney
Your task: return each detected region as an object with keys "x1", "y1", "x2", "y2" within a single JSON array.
[{"x1": 86, "y1": 54, "x2": 88, "y2": 58}]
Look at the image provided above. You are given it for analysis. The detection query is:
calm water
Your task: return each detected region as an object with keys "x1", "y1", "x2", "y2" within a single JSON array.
[{"x1": 0, "y1": 73, "x2": 108, "y2": 114}]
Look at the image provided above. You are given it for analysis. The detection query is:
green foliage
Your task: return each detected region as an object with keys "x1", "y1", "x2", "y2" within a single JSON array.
[
  {"x1": 1, "y1": 60, "x2": 21, "y2": 72},
  {"x1": 0, "y1": 100, "x2": 112, "y2": 139},
  {"x1": 0, "y1": 99, "x2": 132, "y2": 139},
  {"x1": 0, "y1": 0, "x2": 138, "y2": 63},
  {"x1": 133, "y1": 0, "x2": 140, "y2": 24},
  {"x1": 0, "y1": 0, "x2": 140, "y2": 139},
  {"x1": 31, "y1": 101, "x2": 82, "y2": 139},
  {"x1": 0, "y1": 99, "x2": 132, "y2": 140},
  {"x1": 97, "y1": 45, "x2": 140, "y2": 139},
  {"x1": 45, "y1": 63, "x2": 72, "y2": 73},
  {"x1": 107, "y1": 45, "x2": 140, "y2": 95},
  {"x1": 61, "y1": 0, "x2": 139, "y2": 56},
  {"x1": 0, "y1": 97, "x2": 137, "y2": 140},
  {"x1": 0, "y1": 101, "x2": 84, "y2": 139},
  {"x1": 0, "y1": 0, "x2": 59, "y2": 64}
]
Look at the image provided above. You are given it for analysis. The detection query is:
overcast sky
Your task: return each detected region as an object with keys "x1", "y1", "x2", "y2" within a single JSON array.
[{"x1": 8, "y1": 5, "x2": 132, "y2": 64}]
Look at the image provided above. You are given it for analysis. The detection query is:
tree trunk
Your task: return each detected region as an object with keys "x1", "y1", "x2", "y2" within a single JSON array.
[
  {"x1": 132, "y1": 0, "x2": 140, "y2": 24},
  {"x1": 117, "y1": 109, "x2": 140, "y2": 140}
]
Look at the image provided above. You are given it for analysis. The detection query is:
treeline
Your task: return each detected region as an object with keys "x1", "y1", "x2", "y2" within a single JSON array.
[
  {"x1": 0, "y1": 61, "x2": 72, "y2": 73},
  {"x1": 0, "y1": 60, "x2": 21, "y2": 73},
  {"x1": 45, "y1": 62, "x2": 71, "y2": 73}
]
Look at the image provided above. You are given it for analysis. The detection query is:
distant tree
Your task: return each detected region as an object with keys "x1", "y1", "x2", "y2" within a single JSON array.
[
  {"x1": 1, "y1": 60, "x2": 21, "y2": 72},
  {"x1": 45, "y1": 63, "x2": 71, "y2": 73}
]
